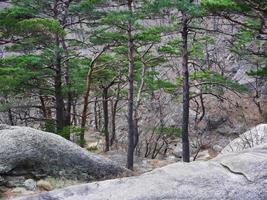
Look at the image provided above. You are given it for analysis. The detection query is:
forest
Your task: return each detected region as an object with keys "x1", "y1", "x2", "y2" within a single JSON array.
[{"x1": 0, "y1": 0, "x2": 266, "y2": 199}]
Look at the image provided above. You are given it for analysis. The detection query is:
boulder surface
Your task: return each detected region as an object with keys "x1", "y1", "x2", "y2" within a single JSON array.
[
  {"x1": 0, "y1": 125, "x2": 127, "y2": 184},
  {"x1": 221, "y1": 123, "x2": 267, "y2": 153},
  {"x1": 14, "y1": 142, "x2": 267, "y2": 200}
]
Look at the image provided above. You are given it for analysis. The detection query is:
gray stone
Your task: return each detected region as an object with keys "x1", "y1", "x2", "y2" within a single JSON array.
[
  {"x1": 0, "y1": 125, "x2": 128, "y2": 182},
  {"x1": 13, "y1": 143, "x2": 267, "y2": 200},
  {"x1": 5, "y1": 176, "x2": 25, "y2": 187},
  {"x1": 205, "y1": 114, "x2": 228, "y2": 130},
  {"x1": 11, "y1": 187, "x2": 28, "y2": 194},
  {"x1": 23, "y1": 179, "x2": 37, "y2": 191},
  {"x1": 221, "y1": 124, "x2": 267, "y2": 154},
  {"x1": 0, "y1": 175, "x2": 6, "y2": 187},
  {"x1": 233, "y1": 63, "x2": 255, "y2": 86},
  {"x1": 172, "y1": 142, "x2": 183, "y2": 158}
]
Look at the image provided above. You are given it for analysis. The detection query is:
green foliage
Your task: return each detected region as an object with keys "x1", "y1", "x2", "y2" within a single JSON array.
[
  {"x1": 159, "y1": 38, "x2": 181, "y2": 55},
  {"x1": 248, "y1": 67, "x2": 267, "y2": 78},
  {"x1": 134, "y1": 26, "x2": 161, "y2": 42},
  {"x1": 155, "y1": 126, "x2": 181, "y2": 137},
  {"x1": 147, "y1": 0, "x2": 204, "y2": 17},
  {"x1": 201, "y1": 0, "x2": 250, "y2": 12},
  {"x1": 58, "y1": 125, "x2": 85, "y2": 139},
  {"x1": 87, "y1": 145, "x2": 98, "y2": 152},
  {"x1": 188, "y1": 71, "x2": 248, "y2": 94},
  {"x1": 43, "y1": 119, "x2": 56, "y2": 133},
  {"x1": 18, "y1": 18, "x2": 65, "y2": 36},
  {"x1": 0, "y1": 55, "x2": 48, "y2": 95}
]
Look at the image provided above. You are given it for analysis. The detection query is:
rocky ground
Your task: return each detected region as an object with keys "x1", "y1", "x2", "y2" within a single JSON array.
[
  {"x1": 13, "y1": 124, "x2": 267, "y2": 200},
  {"x1": 2, "y1": 124, "x2": 267, "y2": 200}
]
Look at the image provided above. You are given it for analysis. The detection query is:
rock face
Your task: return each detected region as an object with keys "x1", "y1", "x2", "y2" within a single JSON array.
[
  {"x1": 0, "y1": 125, "x2": 127, "y2": 185},
  {"x1": 221, "y1": 123, "x2": 267, "y2": 154},
  {"x1": 14, "y1": 142, "x2": 267, "y2": 200}
]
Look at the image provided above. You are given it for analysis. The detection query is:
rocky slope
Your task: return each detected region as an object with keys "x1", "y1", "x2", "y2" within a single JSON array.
[
  {"x1": 14, "y1": 138, "x2": 267, "y2": 200},
  {"x1": 221, "y1": 123, "x2": 267, "y2": 153},
  {"x1": 0, "y1": 124, "x2": 128, "y2": 187}
]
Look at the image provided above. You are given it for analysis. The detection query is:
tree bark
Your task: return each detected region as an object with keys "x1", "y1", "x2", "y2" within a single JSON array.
[
  {"x1": 80, "y1": 47, "x2": 109, "y2": 147},
  {"x1": 102, "y1": 87, "x2": 109, "y2": 152},
  {"x1": 94, "y1": 97, "x2": 99, "y2": 130},
  {"x1": 55, "y1": 35, "x2": 65, "y2": 133},
  {"x1": 39, "y1": 96, "x2": 47, "y2": 119},
  {"x1": 62, "y1": 38, "x2": 72, "y2": 128},
  {"x1": 80, "y1": 65, "x2": 94, "y2": 146},
  {"x1": 110, "y1": 83, "x2": 120, "y2": 146},
  {"x1": 126, "y1": 0, "x2": 135, "y2": 170},
  {"x1": 8, "y1": 108, "x2": 14, "y2": 126},
  {"x1": 133, "y1": 55, "x2": 146, "y2": 149},
  {"x1": 181, "y1": 11, "x2": 190, "y2": 162}
]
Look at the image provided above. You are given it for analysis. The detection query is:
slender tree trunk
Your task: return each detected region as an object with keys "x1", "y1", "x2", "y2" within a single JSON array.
[
  {"x1": 80, "y1": 66, "x2": 93, "y2": 146},
  {"x1": 110, "y1": 84, "x2": 120, "y2": 146},
  {"x1": 102, "y1": 87, "x2": 109, "y2": 152},
  {"x1": 133, "y1": 57, "x2": 146, "y2": 149},
  {"x1": 39, "y1": 96, "x2": 47, "y2": 119},
  {"x1": 181, "y1": 11, "x2": 190, "y2": 162},
  {"x1": 80, "y1": 47, "x2": 109, "y2": 147},
  {"x1": 94, "y1": 97, "x2": 99, "y2": 130},
  {"x1": 55, "y1": 35, "x2": 65, "y2": 133},
  {"x1": 62, "y1": 38, "x2": 72, "y2": 128},
  {"x1": 110, "y1": 100, "x2": 117, "y2": 146},
  {"x1": 126, "y1": 0, "x2": 135, "y2": 170},
  {"x1": 73, "y1": 99, "x2": 77, "y2": 126},
  {"x1": 98, "y1": 101, "x2": 102, "y2": 130},
  {"x1": 8, "y1": 108, "x2": 14, "y2": 126}
]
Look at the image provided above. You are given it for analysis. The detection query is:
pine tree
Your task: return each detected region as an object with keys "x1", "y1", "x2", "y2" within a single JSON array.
[{"x1": 0, "y1": 0, "x2": 104, "y2": 133}]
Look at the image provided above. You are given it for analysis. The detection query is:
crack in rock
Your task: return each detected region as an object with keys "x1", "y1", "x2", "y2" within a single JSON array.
[{"x1": 220, "y1": 163, "x2": 252, "y2": 182}]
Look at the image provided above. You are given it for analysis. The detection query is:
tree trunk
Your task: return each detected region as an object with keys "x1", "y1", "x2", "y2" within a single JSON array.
[
  {"x1": 73, "y1": 99, "x2": 77, "y2": 126},
  {"x1": 133, "y1": 56, "x2": 146, "y2": 150},
  {"x1": 8, "y1": 108, "x2": 14, "y2": 126},
  {"x1": 110, "y1": 83, "x2": 121, "y2": 146},
  {"x1": 94, "y1": 97, "x2": 99, "y2": 130},
  {"x1": 39, "y1": 95, "x2": 47, "y2": 119},
  {"x1": 181, "y1": 11, "x2": 190, "y2": 162},
  {"x1": 126, "y1": 0, "x2": 135, "y2": 170},
  {"x1": 80, "y1": 47, "x2": 109, "y2": 147},
  {"x1": 80, "y1": 66, "x2": 93, "y2": 147},
  {"x1": 98, "y1": 101, "x2": 102, "y2": 130},
  {"x1": 62, "y1": 38, "x2": 72, "y2": 128},
  {"x1": 55, "y1": 35, "x2": 65, "y2": 133},
  {"x1": 102, "y1": 87, "x2": 109, "y2": 152}
]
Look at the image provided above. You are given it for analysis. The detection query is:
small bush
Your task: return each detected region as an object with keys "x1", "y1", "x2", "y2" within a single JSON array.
[{"x1": 87, "y1": 146, "x2": 98, "y2": 152}]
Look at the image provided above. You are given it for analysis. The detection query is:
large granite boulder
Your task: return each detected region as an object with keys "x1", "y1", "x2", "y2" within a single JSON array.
[
  {"x1": 221, "y1": 123, "x2": 267, "y2": 154},
  {"x1": 14, "y1": 142, "x2": 267, "y2": 199},
  {"x1": 0, "y1": 125, "x2": 128, "y2": 185}
]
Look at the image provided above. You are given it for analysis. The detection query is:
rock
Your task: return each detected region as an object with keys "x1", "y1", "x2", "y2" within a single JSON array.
[
  {"x1": 11, "y1": 187, "x2": 28, "y2": 194},
  {"x1": 260, "y1": 85, "x2": 267, "y2": 100},
  {"x1": 216, "y1": 125, "x2": 246, "y2": 137},
  {"x1": 212, "y1": 144, "x2": 223, "y2": 153},
  {"x1": 23, "y1": 179, "x2": 36, "y2": 191},
  {"x1": 233, "y1": 63, "x2": 255, "y2": 86},
  {"x1": 221, "y1": 124, "x2": 267, "y2": 154},
  {"x1": 0, "y1": 125, "x2": 128, "y2": 183},
  {"x1": 5, "y1": 176, "x2": 25, "y2": 187},
  {"x1": 14, "y1": 142, "x2": 267, "y2": 200},
  {"x1": 0, "y1": 175, "x2": 6, "y2": 185},
  {"x1": 193, "y1": 150, "x2": 211, "y2": 161},
  {"x1": 172, "y1": 142, "x2": 183, "y2": 158},
  {"x1": 10, "y1": 187, "x2": 35, "y2": 197},
  {"x1": 205, "y1": 114, "x2": 228, "y2": 130},
  {"x1": 37, "y1": 180, "x2": 53, "y2": 191}
]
